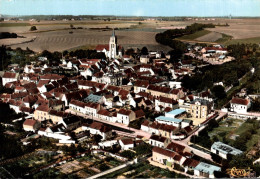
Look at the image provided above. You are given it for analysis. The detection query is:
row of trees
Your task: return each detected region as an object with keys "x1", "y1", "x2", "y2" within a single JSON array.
[
  {"x1": 155, "y1": 23, "x2": 215, "y2": 55},
  {"x1": 181, "y1": 59, "x2": 252, "y2": 92}
]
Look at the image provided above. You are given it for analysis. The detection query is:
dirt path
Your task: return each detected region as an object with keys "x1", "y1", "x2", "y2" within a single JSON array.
[{"x1": 176, "y1": 39, "x2": 218, "y2": 44}]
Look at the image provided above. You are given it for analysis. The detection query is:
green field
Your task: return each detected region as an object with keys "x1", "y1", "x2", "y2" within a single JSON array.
[
  {"x1": 0, "y1": 23, "x2": 30, "y2": 27},
  {"x1": 215, "y1": 34, "x2": 233, "y2": 44},
  {"x1": 223, "y1": 36, "x2": 260, "y2": 45},
  {"x1": 177, "y1": 30, "x2": 211, "y2": 40}
]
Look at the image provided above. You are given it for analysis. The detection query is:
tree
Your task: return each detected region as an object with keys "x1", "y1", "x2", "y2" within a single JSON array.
[
  {"x1": 211, "y1": 153, "x2": 222, "y2": 163},
  {"x1": 134, "y1": 144, "x2": 152, "y2": 156},
  {"x1": 211, "y1": 85, "x2": 226, "y2": 99},
  {"x1": 141, "y1": 47, "x2": 148, "y2": 55},
  {"x1": 120, "y1": 150, "x2": 135, "y2": 159},
  {"x1": 30, "y1": 26, "x2": 37, "y2": 31}
]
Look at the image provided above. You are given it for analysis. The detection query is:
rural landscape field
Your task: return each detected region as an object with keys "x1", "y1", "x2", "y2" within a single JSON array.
[{"x1": 1, "y1": 18, "x2": 260, "y2": 52}]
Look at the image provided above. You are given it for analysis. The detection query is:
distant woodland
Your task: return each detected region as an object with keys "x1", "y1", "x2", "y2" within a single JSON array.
[{"x1": 0, "y1": 32, "x2": 18, "y2": 39}]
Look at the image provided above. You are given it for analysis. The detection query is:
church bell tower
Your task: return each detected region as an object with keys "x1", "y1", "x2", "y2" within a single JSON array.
[{"x1": 109, "y1": 29, "x2": 117, "y2": 59}]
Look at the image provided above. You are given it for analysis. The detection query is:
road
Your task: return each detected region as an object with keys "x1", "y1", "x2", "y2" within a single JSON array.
[
  {"x1": 66, "y1": 109, "x2": 152, "y2": 139},
  {"x1": 67, "y1": 109, "x2": 214, "y2": 161}
]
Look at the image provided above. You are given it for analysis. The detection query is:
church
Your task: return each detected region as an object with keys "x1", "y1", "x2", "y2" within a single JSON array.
[{"x1": 95, "y1": 29, "x2": 123, "y2": 59}]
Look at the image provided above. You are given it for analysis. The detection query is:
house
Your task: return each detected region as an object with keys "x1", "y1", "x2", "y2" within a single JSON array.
[
  {"x1": 97, "y1": 109, "x2": 113, "y2": 122},
  {"x1": 20, "y1": 106, "x2": 34, "y2": 115},
  {"x1": 83, "y1": 122, "x2": 112, "y2": 140},
  {"x1": 149, "y1": 135, "x2": 171, "y2": 148},
  {"x1": 182, "y1": 158, "x2": 200, "y2": 172},
  {"x1": 34, "y1": 105, "x2": 50, "y2": 121},
  {"x1": 117, "y1": 109, "x2": 136, "y2": 125},
  {"x1": 230, "y1": 97, "x2": 251, "y2": 113},
  {"x1": 119, "y1": 138, "x2": 135, "y2": 150},
  {"x1": 23, "y1": 119, "x2": 41, "y2": 132},
  {"x1": 190, "y1": 99, "x2": 213, "y2": 120},
  {"x1": 159, "y1": 124, "x2": 178, "y2": 139},
  {"x1": 2, "y1": 72, "x2": 19, "y2": 86},
  {"x1": 9, "y1": 99, "x2": 24, "y2": 114},
  {"x1": 166, "y1": 142, "x2": 190, "y2": 155},
  {"x1": 49, "y1": 110, "x2": 70, "y2": 124},
  {"x1": 58, "y1": 115, "x2": 81, "y2": 130},
  {"x1": 69, "y1": 99, "x2": 86, "y2": 114},
  {"x1": 170, "y1": 89, "x2": 185, "y2": 100},
  {"x1": 85, "y1": 102, "x2": 101, "y2": 117},
  {"x1": 141, "y1": 120, "x2": 180, "y2": 139},
  {"x1": 194, "y1": 162, "x2": 221, "y2": 178},
  {"x1": 152, "y1": 146, "x2": 185, "y2": 168},
  {"x1": 147, "y1": 85, "x2": 172, "y2": 98},
  {"x1": 38, "y1": 124, "x2": 72, "y2": 141},
  {"x1": 134, "y1": 80, "x2": 149, "y2": 93},
  {"x1": 155, "y1": 116, "x2": 182, "y2": 128},
  {"x1": 23, "y1": 95, "x2": 38, "y2": 108},
  {"x1": 140, "y1": 55, "x2": 149, "y2": 64},
  {"x1": 155, "y1": 96, "x2": 178, "y2": 112},
  {"x1": 211, "y1": 141, "x2": 243, "y2": 159}
]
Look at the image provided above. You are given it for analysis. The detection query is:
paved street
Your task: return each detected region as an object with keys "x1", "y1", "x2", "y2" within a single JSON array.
[{"x1": 66, "y1": 109, "x2": 214, "y2": 161}]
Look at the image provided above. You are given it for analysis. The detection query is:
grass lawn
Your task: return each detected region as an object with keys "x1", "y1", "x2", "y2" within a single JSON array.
[
  {"x1": 246, "y1": 134, "x2": 260, "y2": 150},
  {"x1": 0, "y1": 23, "x2": 30, "y2": 27},
  {"x1": 177, "y1": 30, "x2": 211, "y2": 40},
  {"x1": 234, "y1": 123, "x2": 253, "y2": 135}
]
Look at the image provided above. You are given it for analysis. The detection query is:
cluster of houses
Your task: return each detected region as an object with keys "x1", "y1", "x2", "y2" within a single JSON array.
[
  {"x1": 0, "y1": 30, "x2": 242, "y2": 178},
  {"x1": 151, "y1": 141, "x2": 221, "y2": 178},
  {"x1": 185, "y1": 44, "x2": 234, "y2": 64}
]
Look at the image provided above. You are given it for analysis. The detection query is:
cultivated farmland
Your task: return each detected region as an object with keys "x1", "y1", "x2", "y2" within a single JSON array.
[{"x1": 1, "y1": 18, "x2": 260, "y2": 52}]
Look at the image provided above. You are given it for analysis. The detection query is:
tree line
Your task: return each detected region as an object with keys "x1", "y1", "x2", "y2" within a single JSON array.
[
  {"x1": 0, "y1": 32, "x2": 18, "y2": 39},
  {"x1": 155, "y1": 23, "x2": 215, "y2": 53}
]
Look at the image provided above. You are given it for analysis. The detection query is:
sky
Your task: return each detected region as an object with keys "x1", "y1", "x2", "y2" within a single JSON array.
[{"x1": 0, "y1": 0, "x2": 260, "y2": 17}]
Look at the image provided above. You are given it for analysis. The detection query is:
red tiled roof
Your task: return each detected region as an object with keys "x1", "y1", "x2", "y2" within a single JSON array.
[
  {"x1": 23, "y1": 119, "x2": 37, "y2": 126},
  {"x1": 148, "y1": 85, "x2": 171, "y2": 93},
  {"x1": 120, "y1": 138, "x2": 134, "y2": 145},
  {"x1": 134, "y1": 109, "x2": 145, "y2": 119},
  {"x1": 70, "y1": 99, "x2": 86, "y2": 108},
  {"x1": 182, "y1": 158, "x2": 200, "y2": 168},
  {"x1": 141, "y1": 120, "x2": 150, "y2": 127},
  {"x1": 150, "y1": 134, "x2": 167, "y2": 143},
  {"x1": 152, "y1": 146, "x2": 175, "y2": 158},
  {"x1": 118, "y1": 109, "x2": 132, "y2": 116},
  {"x1": 166, "y1": 142, "x2": 186, "y2": 153},
  {"x1": 36, "y1": 105, "x2": 49, "y2": 112},
  {"x1": 171, "y1": 89, "x2": 180, "y2": 95},
  {"x1": 95, "y1": 44, "x2": 109, "y2": 51},
  {"x1": 134, "y1": 80, "x2": 149, "y2": 88},
  {"x1": 183, "y1": 126, "x2": 193, "y2": 133},
  {"x1": 3, "y1": 72, "x2": 17, "y2": 78},
  {"x1": 90, "y1": 122, "x2": 111, "y2": 133},
  {"x1": 231, "y1": 97, "x2": 249, "y2": 105},
  {"x1": 158, "y1": 96, "x2": 178, "y2": 104},
  {"x1": 97, "y1": 109, "x2": 110, "y2": 116}
]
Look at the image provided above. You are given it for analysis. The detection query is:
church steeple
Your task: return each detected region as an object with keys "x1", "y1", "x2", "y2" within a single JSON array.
[
  {"x1": 109, "y1": 29, "x2": 117, "y2": 59},
  {"x1": 112, "y1": 28, "x2": 115, "y2": 37}
]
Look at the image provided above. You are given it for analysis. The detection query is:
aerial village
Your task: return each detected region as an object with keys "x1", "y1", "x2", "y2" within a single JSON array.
[{"x1": 0, "y1": 29, "x2": 259, "y2": 178}]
